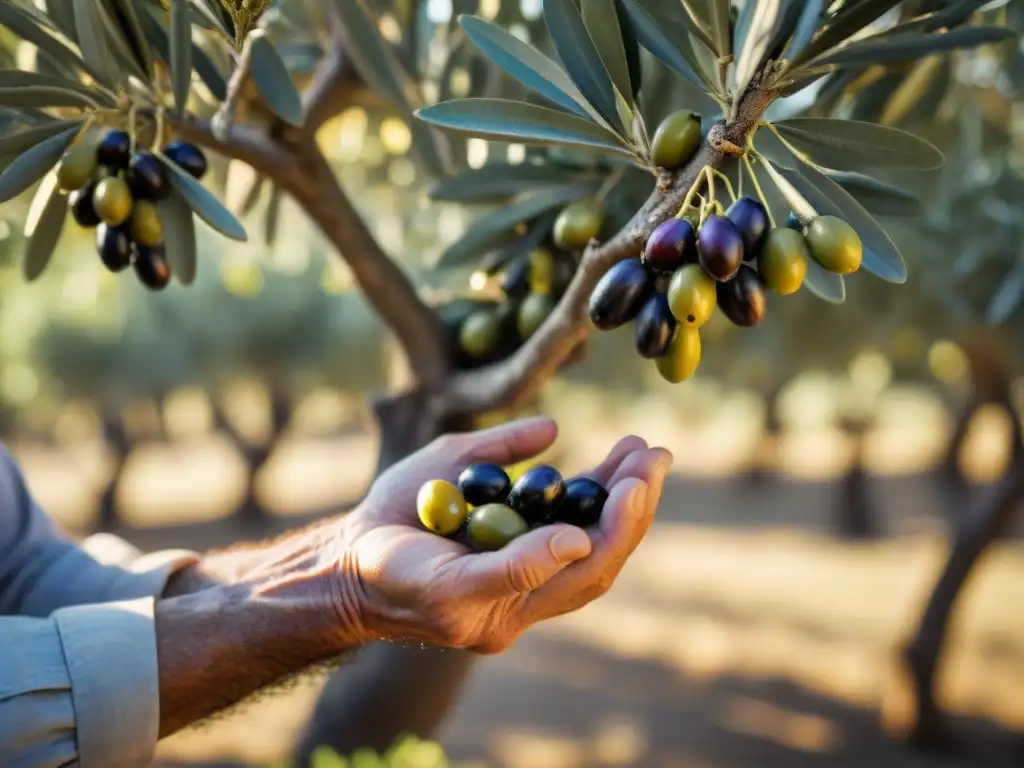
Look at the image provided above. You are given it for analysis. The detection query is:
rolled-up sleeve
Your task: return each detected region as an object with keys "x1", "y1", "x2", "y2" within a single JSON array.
[{"x1": 0, "y1": 444, "x2": 200, "y2": 767}]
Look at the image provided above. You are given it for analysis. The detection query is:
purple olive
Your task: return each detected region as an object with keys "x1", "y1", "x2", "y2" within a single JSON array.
[
  {"x1": 716, "y1": 264, "x2": 766, "y2": 327},
  {"x1": 725, "y1": 197, "x2": 770, "y2": 261},
  {"x1": 697, "y1": 215, "x2": 745, "y2": 282},
  {"x1": 643, "y1": 218, "x2": 696, "y2": 272},
  {"x1": 588, "y1": 258, "x2": 655, "y2": 330},
  {"x1": 633, "y1": 293, "x2": 677, "y2": 359}
]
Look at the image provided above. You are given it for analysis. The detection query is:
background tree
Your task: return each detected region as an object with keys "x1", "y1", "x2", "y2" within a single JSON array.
[{"x1": 0, "y1": 0, "x2": 1018, "y2": 763}]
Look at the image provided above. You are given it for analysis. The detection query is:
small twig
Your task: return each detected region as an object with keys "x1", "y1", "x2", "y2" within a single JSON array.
[{"x1": 212, "y1": 31, "x2": 257, "y2": 143}]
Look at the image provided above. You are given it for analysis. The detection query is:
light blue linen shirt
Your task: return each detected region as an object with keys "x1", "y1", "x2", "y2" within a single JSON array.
[{"x1": 0, "y1": 445, "x2": 198, "y2": 767}]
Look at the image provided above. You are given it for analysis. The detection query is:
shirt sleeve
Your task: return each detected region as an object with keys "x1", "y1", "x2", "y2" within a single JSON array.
[{"x1": 1, "y1": 599, "x2": 162, "y2": 768}]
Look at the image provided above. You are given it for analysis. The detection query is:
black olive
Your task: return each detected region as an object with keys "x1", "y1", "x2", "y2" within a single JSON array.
[
  {"x1": 96, "y1": 130, "x2": 131, "y2": 169},
  {"x1": 96, "y1": 223, "x2": 133, "y2": 272},
  {"x1": 554, "y1": 477, "x2": 609, "y2": 528},
  {"x1": 162, "y1": 140, "x2": 208, "y2": 180},
  {"x1": 70, "y1": 183, "x2": 102, "y2": 228},
  {"x1": 126, "y1": 151, "x2": 169, "y2": 200},
  {"x1": 507, "y1": 465, "x2": 566, "y2": 525},
  {"x1": 457, "y1": 462, "x2": 512, "y2": 507},
  {"x1": 133, "y1": 243, "x2": 172, "y2": 290}
]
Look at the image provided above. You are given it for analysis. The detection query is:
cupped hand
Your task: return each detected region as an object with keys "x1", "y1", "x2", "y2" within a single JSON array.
[{"x1": 338, "y1": 417, "x2": 672, "y2": 654}]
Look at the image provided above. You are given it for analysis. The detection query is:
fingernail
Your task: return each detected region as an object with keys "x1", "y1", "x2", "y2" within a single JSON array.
[
  {"x1": 653, "y1": 448, "x2": 674, "y2": 473},
  {"x1": 550, "y1": 528, "x2": 592, "y2": 564}
]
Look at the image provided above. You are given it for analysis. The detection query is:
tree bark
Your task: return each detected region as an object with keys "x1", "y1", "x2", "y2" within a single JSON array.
[
  {"x1": 293, "y1": 391, "x2": 480, "y2": 763},
  {"x1": 899, "y1": 457, "x2": 1024, "y2": 746},
  {"x1": 836, "y1": 421, "x2": 880, "y2": 540}
]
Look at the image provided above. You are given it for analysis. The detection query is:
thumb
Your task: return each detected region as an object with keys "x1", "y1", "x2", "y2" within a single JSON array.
[{"x1": 456, "y1": 524, "x2": 593, "y2": 597}]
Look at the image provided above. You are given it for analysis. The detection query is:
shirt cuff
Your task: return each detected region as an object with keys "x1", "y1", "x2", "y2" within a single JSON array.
[
  {"x1": 53, "y1": 598, "x2": 161, "y2": 768},
  {"x1": 82, "y1": 533, "x2": 201, "y2": 599}
]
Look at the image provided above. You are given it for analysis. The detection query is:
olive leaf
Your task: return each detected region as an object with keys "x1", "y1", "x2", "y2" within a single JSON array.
[
  {"x1": 107, "y1": 0, "x2": 154, "y2": 81},
  {"x1": 772, "y1": 118, "x2": 944, "y2": 171},
  {"x1": 615, "y1": 1, "x2": 642, "y2": 99},
  {"x1": 249, "y1": 31, "x2": 305, "y2": 127},
  {"x1": 73, "y1": 0, "x2": 118, "y2": 89},
  {"x1": 781, "y1": 0, "x2": 825, "y2": 63},
  {"x1": 436, "y1": 181, "x2": 599, "y2": 268},
  {"x1": 22, "y1": 170, "x2": 67, "y2": 282},
  {"x1": 0, "y1": 70, "x2": 116, "y2": 106},
  {"x1": 479, "y1": 211, "x2": 560, "y2": 274},
  {"x1": 170, "y1": 0, "x2": 193, "y2": 114},
  {"x1": 986, "y1": 260, "x2": 1024, "y2": 325},
  {"x1": 732, "y1": 0, "x2": 755, "y2": 63},
  {"x1": 330, "y1": 0, "x2": 449, "y2": 176},
  {"x1": 797, "y1": 0, "x2": 904, "y2": 64},
  {"x1": 159, "y1": 153, "x2": 248, "y2": 242},
  {"x1": 733, "y1": 0, "x2": 784, "y2": 105},
  {"x1": 0, "y1": 85, "x2": 101, "y2": 110},
  {"x1": 415, "y1": 99, "x2": 635, "y2": 159},
  {"x1": 824, "y1": 171, "x2": 922, "y2": 218},
  {"x1": 809, "y1": 26, "x2": 1016, "y2": 70},
  {"x1": 156, "y1": 189, "x2": 198, "y2": 285},
  {"x1": 41, "y1": 0, "x2": 77, "y2": 39},
  {"x1": 770, "y1": 160, "x2": 908, "y2": 284},
  {"x1": 881, "y1": 0, "x2": 1001, "y2": 37},
  {"x1": 457, "y1": 16, "x2": 608, "y2": 127},
  {"x1": 0, "y1": 124, "x2": 80, "y2": 204},
  {"x1": 0, "y1": 2, "x2": 94, "y2": 80},
  {"x1": 139, "y1": 3, "x2": 228, "y2": 102},
  {"x1": 0, "y1": 119, "x2": 82, "y2": 154},
  {"x1": 581, "y1": 0, "x2": 634, "y2": 109},
  {"x1": 703, "y1": 0, "x2": 732, "y2": 60},
  {"x1": 616, "y1": 0, "x2": 707, "y2": 90},
  {"x1": 264, "y1": 184, "x2": 282, "y2": 249},
  {"x1": 188, "y1": 0, "x2": 234, "y2": 40},
  {"x1": 428, "y1": 162, "x2": 583, "y2": 203},
  {"x1": 544, "y1": 0, "x2": 626, "y2": 134}
]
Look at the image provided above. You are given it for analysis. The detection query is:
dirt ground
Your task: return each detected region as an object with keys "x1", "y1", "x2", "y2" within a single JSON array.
[{"x1": 19, "y1": 389, "x2": 1024, "y2": 768}]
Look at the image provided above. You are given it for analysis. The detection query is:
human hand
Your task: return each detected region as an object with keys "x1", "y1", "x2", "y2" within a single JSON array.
[{"x1": 335, "y1": 416, "x2": 672, "y2": 654}]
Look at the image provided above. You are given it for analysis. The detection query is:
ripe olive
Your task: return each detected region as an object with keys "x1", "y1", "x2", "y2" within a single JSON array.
[
  {"x1": 655, "y1": 326, "x2": 701, "y2": 384},
  {"x1": 69, "y1": 183, "x2": 101, "y2": 228},
  {"x1": 457, "y1": 463, "x2": 512, "y2": 507},
  {"x1": 93, "y1": 176, "x2": 133, "y2": 227},
  {"x1": 56, "y1": 142, "x2": 98, "y2": 192},
  {"x1": 634, "y1": 293, "x2": 677, "y2": 359},
  {"x1": 508, "y1": 464, "x2": 566, "y2": 524},
  {"x1": 643, "y1": 218, "x2": 697, "y2": 272},
  {"x1": 588, "y1": 258, "x2": 654, "y2": 330},
  {"x1": 162, "y1": 140, "x2": 208, "y2": 179},
  {"x1": 459, "y1": 310, "x2": 500, "y2": 358},
  {"x1": 554, "y1": 477, "x2": 609, "y2": 528},
  {"x1": 96, "y1": 130, "x2": 132, "y2": 169},
  {"x1": 501, "y1": 253, "x2": 531, "y2": 299},
  {"x1": 417, "y1": 479, "x2": 469, "y2": 536},
  {"x1": 759, "y1": 228, "x2": 808, "y2": 295},
  {"x1": 716, "y1": 264, "x2": 767, "y2": 327},
  {"x1": 667, "y1": 263, "x2": 717, "y2": 327},
  {"x1": 130, "y1": 200, "x2": 163, "y2": 247},
  {"x1": 697, "y1": 215, "x2": 744, "y2": 281},
  {"x1": 126, "y1": 151, "x2": 168, "y2": 200},
  {"x1": 650, "y1": 110, "x2": 702, "y2": 169},
  {"x1": 96, "y1": 224, "x2": 133, "y2": 272},
  {"x1": 517, "y1": 292, "x2": 555, "y2": 339},
  {"x1": 553, "y1": 200, "x2": 602, "y2": 250},
  {"x1": 804, "y1": 215, "x2": 863, "y2": 275},
  {"x1": 528, "y1": 248, "x2": 555, "y2": 294},
  {"x1": 467, "y1": 504, "x2": 529, "y2": 551},
  {"x1": 133, "y1": 244, "x2": 172, "y2": 290},
  {"x1": 725, "y1": 197, "x2": 770, "y2": 260}
]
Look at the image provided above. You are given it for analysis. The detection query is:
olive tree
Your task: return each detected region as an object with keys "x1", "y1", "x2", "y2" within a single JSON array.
[{"x1": 0, "y1": 0, "x2": 1017, "y2": 761}]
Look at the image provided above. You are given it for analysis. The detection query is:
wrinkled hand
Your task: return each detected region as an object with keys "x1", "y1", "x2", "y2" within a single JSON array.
[{"x1": 337, "y1": 417, "x2": 672, "y2": 654}]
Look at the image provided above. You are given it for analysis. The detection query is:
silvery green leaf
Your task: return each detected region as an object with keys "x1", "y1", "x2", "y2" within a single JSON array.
[
  {"x1": 159, "y1": 153, "x2": 248, "y2": 242},
  {"x1": 170, "y1": 0, "x2": 193, "y2": 114},
  {"x1": 249, "y1": 30, "x2": 305, "y2": 127},
  {"x1": 156, "y1": 189, "x2": 198, "y2": 285},
  {"x1": 0, "y1": 124, "x2": 80, "y2": 203},
  {"x1": 23, "y1": 170, "x2": 67, "y2": 281}
]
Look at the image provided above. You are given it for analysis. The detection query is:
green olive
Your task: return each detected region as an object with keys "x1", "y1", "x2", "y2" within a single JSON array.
[
  {"x1": 650, "y1": 110, "x2": 702, "y2": 169},
  {"x1": 553, "y1": 200, "x2": 603, "y2": 250},
  {"x1": 804, "y1": 216, "x2": 862, "y2": 275},
  {"x1": 528, "y1": 248, "x2": 555, "y2": 295},
  {"x1": 417, "y1": 479, "x2": 469, "y2": 536},
  {"x1": 467, "y1": 503, "x2": 529, "y2": 551},
  {"x1": 517, "y1": 292, "x2": 555, "y2": 339},
  {"x1": 667, "y1": 263, "x2": 717, "y2": 327},
  {"x1": 758, "y1": 228, "x2": 808, "y2": 295},
  {"x1": 655, "y1": 326, "x2": 701, "y2": 384},
  {"x1": 129, "y1": 200, "x2": 163, "y2": 247},
  {"x1": 56, "y1": 142, "x2": 98, "y2": 193},
  {"x1": 459, "y1": 310, "x2": 500, "y2": 358},
  {"x1": 93, "y1": 176, "x2": 133, "y2": 227}
]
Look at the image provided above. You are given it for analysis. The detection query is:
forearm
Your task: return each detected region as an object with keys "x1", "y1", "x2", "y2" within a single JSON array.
[{"x1": 155, "y1": 522, "x2": 366, "y2": 736}]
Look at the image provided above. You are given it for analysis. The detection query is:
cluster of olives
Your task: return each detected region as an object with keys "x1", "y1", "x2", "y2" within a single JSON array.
[
  {"x1": 441, "y1": 247, "x2": 576, "y2": 370},
  {"x1": 56, "y1": 129, "x2": 208, "y2": 290},
  {"x1": 588, "y1": 195, "x2": 863, "y2": 383},
  {"x1": 417, "y1": 462, "x2": 609, "y2": 551}
]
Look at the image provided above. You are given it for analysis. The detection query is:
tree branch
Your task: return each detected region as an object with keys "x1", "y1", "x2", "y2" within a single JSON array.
[{"x1": 444, "y1": 89, "x2": 778, "y2": 415}]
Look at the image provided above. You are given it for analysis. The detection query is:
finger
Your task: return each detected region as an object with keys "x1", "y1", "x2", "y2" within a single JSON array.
[
  {"x1": 439, "y1": 416, "x2": 559, "y2": 469},
  {"x1": 522, "y1": 448, "x2": 671, "y2": 622},
  {"x1": 448, "y1": 523, "x2": 592, "y2": 597},
  {"x1": 579, "y1": 435, "x2": 648, "y2": 486}
]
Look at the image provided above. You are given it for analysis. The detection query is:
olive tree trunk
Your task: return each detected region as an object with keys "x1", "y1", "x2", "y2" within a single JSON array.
[
  {"x1": 97, "y1": 407, "x2": 131, "y2": 532},
  {"x1": 898, "y1": 456, "x2": 1024, "y2": 746},
  {"x1": 293, "y1": 391, "x2": 480, "y2": 762},
  {"x1": 836, "y1": 419, "x2": 881, "y2": 540}
]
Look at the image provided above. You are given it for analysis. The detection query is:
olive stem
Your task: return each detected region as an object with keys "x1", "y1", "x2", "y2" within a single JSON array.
[
  {"x1": 704, "y1": 165, "x2": 716, "y2": 213},
  {"x1": 676, "y1": 166, "x2": 710, "y2": 219},
  {"x1": 128, "y1": 104, "x2": 139, "y2": 153},
  {"x1": 150, "y1": 107, "x2": 166, "y2": 152},
  {"x1": 711, "y1": 168, "x2": 737, "y2": 205},
  {"x1": 742, "y1": 153, "x2": 776, "y2": 229}
]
